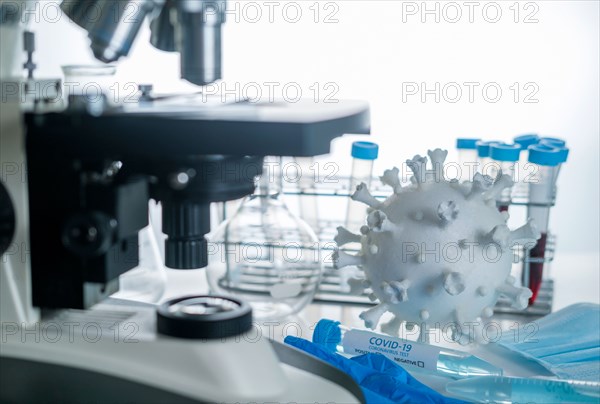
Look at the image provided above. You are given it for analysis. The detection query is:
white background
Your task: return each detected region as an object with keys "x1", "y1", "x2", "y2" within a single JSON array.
[{"x1": 28, "y1": 0, "x2": 599, "y2": 255}]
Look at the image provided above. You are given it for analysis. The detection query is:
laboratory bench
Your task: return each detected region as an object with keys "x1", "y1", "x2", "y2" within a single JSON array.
[{"x1": 160, "y1": 251, "x2": 600, "y2": 400}]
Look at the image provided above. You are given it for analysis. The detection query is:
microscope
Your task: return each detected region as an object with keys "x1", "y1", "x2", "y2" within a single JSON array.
[{"x1": 0, "y1": 1, "x2": 369, "y2": 402}]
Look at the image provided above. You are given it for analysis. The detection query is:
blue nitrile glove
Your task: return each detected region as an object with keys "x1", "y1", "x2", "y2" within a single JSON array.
[{"x1": 284, "y1": 336, "x2": 467, "y2": 404}]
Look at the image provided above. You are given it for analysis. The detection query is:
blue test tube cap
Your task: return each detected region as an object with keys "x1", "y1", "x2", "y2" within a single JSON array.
[
  {"x1": 513, "y1": 134, "x2": 539, "y2": 150},
  {"x1": 528, "y1": 144, "x2": 563, "y2": 167},
  {"x1": 312, "y1": 319, "x2": 342, "y2": 351},
  {"x1": 490, "y1": 143, "x2": 521, "y2": 162},
  {"x1": 351, "y1": 141, "x2": 379, "y2": 160},
  {"x1": 555, "y1": 146, "x2": 570, "y2": 163},
  {"x1": 539, "y1": 137, "x2": 567, "y2": 148},
  {"x1": 456, "y1": 138, "x2": 480, "y2": 149},
  {"x1": 476, "y1": 140, "x2": 501, "y2": 158}
]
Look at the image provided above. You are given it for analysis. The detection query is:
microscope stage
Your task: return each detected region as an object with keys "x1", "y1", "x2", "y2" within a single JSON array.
[{"x1": 27, "y1": 98, "x2": 370, "y2": 157}]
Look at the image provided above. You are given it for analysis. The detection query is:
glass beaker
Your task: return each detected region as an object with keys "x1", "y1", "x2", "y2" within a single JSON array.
[
  {"x1": 206, "y1": 157, "x2": 322, "y2": 320},
  {"x1": 61, "y1": 64, "x2": 117, "y2": 103}
]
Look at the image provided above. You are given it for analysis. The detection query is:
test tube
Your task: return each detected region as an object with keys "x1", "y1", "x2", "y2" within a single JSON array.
[
  {"x1": 524, "y1": 144, "x2": 563, "y2": 305},
  {"x1": 295, "y1": 157, "x2": 319, "y2": 232},
  {"x1": 539, "y1": 137, "x2": 569, "y2": 182},
  {"x1": 344, "y1": 141, "x2": 379, "y2": 230},
  {"x1": 489, "y1": 143, "x2": 521, "y2": 211},
  {"x1": 312, "y1": 319, "x2": 503, "y2": 378},
  {"x1": 341, "y1": 142, "x2": 378, "y2": 293},
  {"x1": 513, "y1": 134, "x2": 539, "y2": 195},
  {"x1": 476, "y1": 140, "x2": 501, "y2": 178},
  {"x1": 552, "y1": 145, "x2": 570, "y2": 184},
  {"x1": 456, "y1": 138, "x2": 480, "y2": 182}
]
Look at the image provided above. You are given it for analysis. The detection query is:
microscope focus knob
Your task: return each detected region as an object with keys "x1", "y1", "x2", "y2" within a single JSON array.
[
  {"x1": 165, "y1": 237, "x2": 208, "y2": 269},
  {"x1": 0, "y1": 183, "x2": 16, "y2": 256},
  {"x1": 157, "y1": 295, "x2": 252, "y2": 339},
  {"x1": 163, "y1": 201, "x2": 211, "y2": 269},
  {"x1": 61, "y1": 211, "x2": 116, "y2": 257}
]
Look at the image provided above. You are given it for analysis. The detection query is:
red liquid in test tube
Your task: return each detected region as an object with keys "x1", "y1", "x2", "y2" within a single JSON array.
[{"x1": 527, "y1": 232, "x2": 547, "y2": 304}]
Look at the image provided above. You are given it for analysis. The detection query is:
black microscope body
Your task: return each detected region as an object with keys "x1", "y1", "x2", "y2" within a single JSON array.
[{"x1": 24, "y1": 98, "x2": 370, "y2": 310}]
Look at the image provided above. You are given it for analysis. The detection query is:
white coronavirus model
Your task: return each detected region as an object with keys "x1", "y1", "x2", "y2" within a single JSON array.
[{"x1": 334, "y1": 149, "x2": 540, "y2": 344}]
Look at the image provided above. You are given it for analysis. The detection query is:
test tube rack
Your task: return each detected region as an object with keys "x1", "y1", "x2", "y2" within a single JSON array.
[
  {"x1": 281, "y1": 175, "x2": 557, "y2": 316},
  {"x1": 216, "y1": 175, "x2": 556, "y2": 316}
]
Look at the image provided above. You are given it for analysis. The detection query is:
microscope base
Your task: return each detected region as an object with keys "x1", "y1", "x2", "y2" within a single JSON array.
[{"x1": 0, "y1": 299, "x2": 361, "y2": 403}]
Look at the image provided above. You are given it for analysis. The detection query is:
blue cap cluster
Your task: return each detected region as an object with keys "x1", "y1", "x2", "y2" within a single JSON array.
[
  {"x1": 513, "y1": 134, "x2": 539, "y2": 150},
  {"x1": 476, "y1": 140, "x2": 501, "y2": 158},
  {"x1": 351, "y1": 141, "x2": 379, "y2": 160},
  {"x1": 456, "y1": 138, "x2": 481, "y2": 150},
  {"x1": 490, "y1": 143, "x2": 521, "y2": 162},
  {"x1": 466, "y1": 135, "x2": 569, "y2": 166}
]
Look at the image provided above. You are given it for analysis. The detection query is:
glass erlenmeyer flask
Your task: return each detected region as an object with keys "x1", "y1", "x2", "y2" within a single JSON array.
[
  {"x1": 117, "y1": 201, "x2": 167, "y2": 304},
  {"x1": 206, "y1": 157, "x2": 322, "y2": 320}
]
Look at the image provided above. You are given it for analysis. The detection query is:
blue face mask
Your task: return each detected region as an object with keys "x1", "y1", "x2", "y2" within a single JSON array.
[{"x1": 499, "y1": 303, "x2": 600, "y2": 381}]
